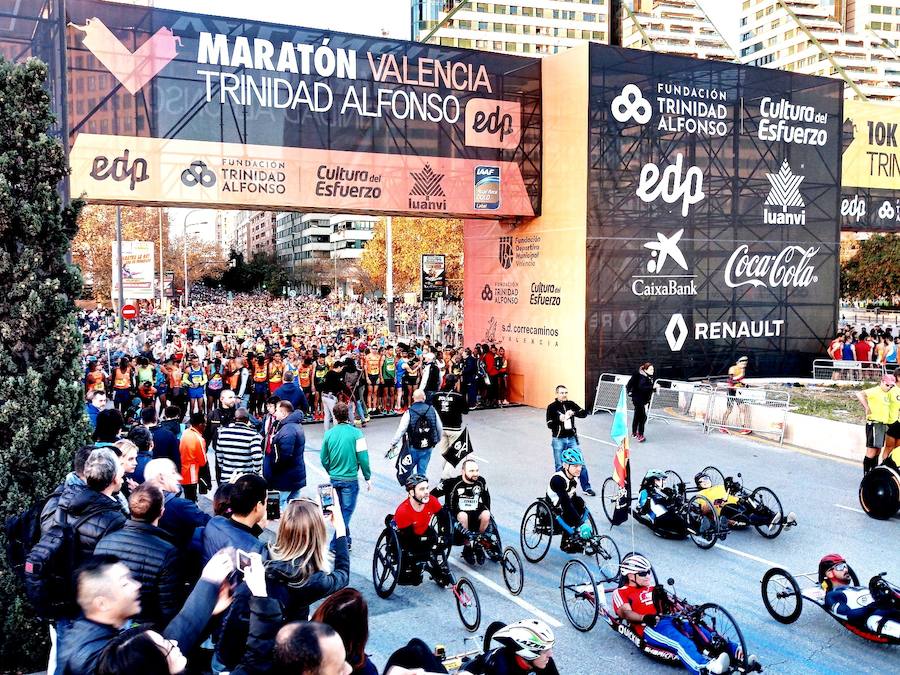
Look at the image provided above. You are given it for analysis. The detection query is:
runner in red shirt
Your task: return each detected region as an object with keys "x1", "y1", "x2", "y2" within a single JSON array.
[{"x1": 393, "y1": 474, "x2": 451, "y2": 586}]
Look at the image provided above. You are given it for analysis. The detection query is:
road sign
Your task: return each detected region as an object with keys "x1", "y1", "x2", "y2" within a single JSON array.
[{"x1": 121, "y1": 304, "x2": 138, "y2": 320}]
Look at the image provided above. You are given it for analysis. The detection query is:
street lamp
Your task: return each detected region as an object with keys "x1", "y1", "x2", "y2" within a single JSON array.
[{"x1": 180, "y1": 209, "x2": 208, "y2": 307}]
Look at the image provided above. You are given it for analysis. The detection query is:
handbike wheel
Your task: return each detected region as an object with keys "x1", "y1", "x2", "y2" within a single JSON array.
[
  {"x1": 455, "y1": 576, "x2": 481, "y2": 632},
  {"x1": 750, "y1": 486, "x2": 785, "y2": 539},
  {"x1": 592, "y1": 535, "x2": 621, "y2": 586},
  {"x1": 695, "y1": 603, "x2": 749, "y2": 670},
  {"x1": 664, "y1": 469, "x2": 684, "y2": 495},
  {"x1": 686, "y1": 494, "x2": 719, "y2": 550},
  {"x1": 372, "y1": 528, "x2": 401, "y2": 599},
  {"x1": 700, "y1": 465, "x2": 726, "y2": 487},
  {"x1": 501, "y1": 546, "x2": 524, "y2": 596},
  {"x1": 761, "y1": 567, "x2": 802, "y2": 624},
  {"x1": 560, "y1": 558, "x2": 599, "y2": 632},
  {"x1": 858, "y1": 465, "x2": 900, "y2": 520},
  {"x1": 520, "y1": 500, "x2": 553, "y2": 563},
  {"x1": 601, "y1": 477, "x2": 621, "y2": 523},
  {"x1": 484, "y1": 516, "x2": 503, "y2": 562}
]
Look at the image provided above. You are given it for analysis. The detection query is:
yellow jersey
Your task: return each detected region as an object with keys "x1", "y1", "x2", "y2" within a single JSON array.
[
  {"x1": 863, "y1": 386, "x2": 892, "y2": 424},
  {"x1": 699, "y1": 485, "x2": 739, "y2": 512},
  {"x1": 888, "y1": 385, "x2": 900, "y2": 425}
]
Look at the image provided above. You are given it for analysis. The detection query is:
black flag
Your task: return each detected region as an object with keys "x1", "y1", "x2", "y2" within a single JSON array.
[
  {"x1": 442, "y1": 428, "x2": 473, "y2": 467},
  {"x1": 394, "y1": 436, "x2": 415, "y2": 486}
]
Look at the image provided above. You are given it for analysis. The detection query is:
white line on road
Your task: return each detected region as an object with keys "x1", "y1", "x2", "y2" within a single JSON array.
[
  {"x1": 447, "y1": 556, "x2": 563, "y2": 628},
  {"x1": 580, "y1": 434, "x2": 617, "y2": 447},
  {"x1": 834, "y1": 503, "x2": 866, "y2": 515},
  {"x1": 714, "y1": 542, "x2": 782, "y2": 568}
]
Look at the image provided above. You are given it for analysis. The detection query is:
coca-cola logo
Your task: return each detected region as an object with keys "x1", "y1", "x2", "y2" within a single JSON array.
[{"x1": 724, "y1": 245, "x2": 819, "y2": 289}]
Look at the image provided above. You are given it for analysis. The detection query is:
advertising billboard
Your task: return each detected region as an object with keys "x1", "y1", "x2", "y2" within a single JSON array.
[
  {"x1": 421, "y1": 254, "x2": 447, "y2": 301},
  {"x1": 64, "y1": 0, "x2": 541, "y2": 218},
  {"x1": 112, "y1": 240, "x2": 155, "y2": 300}
]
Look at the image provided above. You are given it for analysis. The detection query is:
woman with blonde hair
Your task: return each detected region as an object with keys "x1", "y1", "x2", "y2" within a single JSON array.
[{"x1": 214, "y1": 492, "x2": 350, "y2": 672}]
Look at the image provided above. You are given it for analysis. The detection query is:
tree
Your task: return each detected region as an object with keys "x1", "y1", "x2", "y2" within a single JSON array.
[
  {"x1": 166, "y1": 233, "x2": 228, "y2": 295},
  {"x1": 840, "y1": 234, "x2": 900, "y2": 304},
  {"x1": 218, "y1": 251, "x2": 288, "y2": 295},
  {"x1": 360, "y1": 217, "x2": 463, "y2": 297},
  {"x1": 73, "y1": 205, "x2": 169, "y2": 303},
  {"x1": 0, "y1": 57, "x2": 89, "y2": 669}
]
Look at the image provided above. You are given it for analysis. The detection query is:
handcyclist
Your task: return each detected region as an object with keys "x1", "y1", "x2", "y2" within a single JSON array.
[
  {"x1": 693, "y1": 471, "x2": 796, "y2": 532},
  {"x1": 460, "y1": 619, "x2": 559, "y2": 674},
  {"x1": 636, "y1": 469, "x2": 683, "y2": 534},
  {"x1": 546, "y1": 448, "x2": 594, "y2": 553},
  {"x1": 613, "y1": 554, "x2": 753, "y2": 674},
  {"x1": 820, "y1": 554, "x2": 900, "y2": 639},
  {"x1": 393, "y1": 474, "x2": 452, "y2": 587},
  {"x1": 444, "y1": 458, "x2": 492, "y2": 565}
]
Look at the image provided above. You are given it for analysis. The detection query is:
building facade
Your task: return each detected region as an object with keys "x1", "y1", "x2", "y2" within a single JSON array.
[
  {"x1": 620, "y1": 0, "x2": 735, "y2": 61},
  {"x1": 247, "y1": 210, "x2": 277, "y2": 258}
]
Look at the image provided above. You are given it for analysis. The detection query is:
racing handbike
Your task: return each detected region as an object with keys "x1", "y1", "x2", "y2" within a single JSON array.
[{"x1": 858, "y1": 461, "x2": 900, "y2": 520}]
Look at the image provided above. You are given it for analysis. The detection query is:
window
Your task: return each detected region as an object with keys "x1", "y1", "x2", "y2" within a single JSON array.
[
  {"x1": 493, "y1": 22, "x2": 503, "y2": 31},
  {"x1": 872, "y1": 6, "x2": 882, "y2": 14},
  {"x1": 523, "y1": 25, "x2": 532, "y2": 34},
  {"x1": 87, "y1": 76, "x2": 95, "y2": 91},
  {"x1": 506, "y1": 23, "x2": 517, "y2": 33},
  {"x1": 552, "y1": 9, "x2": 559, "y2": 19},
  {"x1": 476, "y1": 3, "x2": 489, "y2": 10},
  {"x1": 459, "y1": 19, "x2": 471, "y2": 29},
  {"x1": 494, "y1": 4, "x2": 506, "y2": 14},
  {"x1": 458, "y1": 38, "x2": 472, "y2": 48},
  {"x1": 535, "y1": 8, "x2": 543, "y2": 17},
  {"x1": 479, "y1": 21, "x2": 488, "y2": 30},
  {"x1": 584, "y1": 12, "x2": 595, "y2": 21},
  {"x1": 523, "y1": 6, "x2": 533, "y2": 17},
  {"x1": 522, "y1": 43, "x2": 531, "y2": 52},
  {"x1": 509, "y1": 6, "x2": 518, "y2": 15},
  {"x1": 505, "y1": 41, "x2": 516, "y2": 51},
  {"x1": 593, "y1": 31, "x2": 604, "y2": 40},
  {"x1": 567, "y1": 28, "x2": 577, "y2": 38},
  {"x1": 582, "y1": 30, "x2": 591, "y2": 40}
]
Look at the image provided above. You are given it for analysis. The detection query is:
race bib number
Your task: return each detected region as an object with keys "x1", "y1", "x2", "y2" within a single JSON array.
[{"x1": 459, "y1": 496, "x2": 478, "y2": 511}]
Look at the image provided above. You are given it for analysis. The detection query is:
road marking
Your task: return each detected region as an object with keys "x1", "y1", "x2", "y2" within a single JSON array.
[
  {"x1": 447, "y1": 556, "x2": 563, "y2": 628},
  {"x1": 580, "y1": 434, "x2": 617, "y2": 447},
  {"x1": 714, "y1": 542, "x2": 782, "y2": 568},
  {"x1": 834, "y1": 503, "x2": 866, "y2": 515}
]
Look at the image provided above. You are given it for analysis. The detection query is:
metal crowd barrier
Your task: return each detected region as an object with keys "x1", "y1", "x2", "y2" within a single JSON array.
[
  {"x1": 591, "y1": 373, "x2": 633, "y2": 414},
  {"x1": 812, "y1": 359, "x2": 885, "y2": 383},
  {"x1": 647, "y1": 379, "x2": 713, "y2": 426},
  {"x1": 703, "y1": 384, "x2": 790, "y2": 445}
]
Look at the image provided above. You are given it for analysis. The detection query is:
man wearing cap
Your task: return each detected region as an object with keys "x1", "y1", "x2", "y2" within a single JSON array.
[
  {"x1": 856, "y1": 374, "x2": 896, "y2": 474},
  {"x1": 820, "y1": 553, "x2": 900, "y2": 639}
]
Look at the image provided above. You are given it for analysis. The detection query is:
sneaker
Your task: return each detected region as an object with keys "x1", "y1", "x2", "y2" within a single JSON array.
[
  {"x1": 718, "y1": 427, "x2": 730, "y2": 434},
  {"x1": 785, "y1": 511, "x2": 797, "y2": 526},
  {"x1": 637, "y1": 434, "x2": 646, "y2": 442},
  {"x1": 704, "y1": 652, "x2": 730, "y2": 674},
  {"x1": 632, "y1": 432, "x2": 637, "y2": 438},
  {"x1": 462, "y1": 546, "x2": 476, "y2": 565},
  {"x1": 584, "y1": 488, "x2": 596, "y2": 497},
  {"x1": 475, "y1": 546, "x2": 486, "y2": 565},
  {"x1": 746, "y1": 654, "x2": 761, "y2": 671}
]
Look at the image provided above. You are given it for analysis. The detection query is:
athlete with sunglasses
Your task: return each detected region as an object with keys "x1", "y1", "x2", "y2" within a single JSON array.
[{"x1": 820, "y1": 554, "x2": 900, "y2": 639}]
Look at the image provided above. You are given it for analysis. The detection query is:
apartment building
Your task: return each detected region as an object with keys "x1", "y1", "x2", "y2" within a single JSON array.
[
  {"x1": 739, "y1": 0, "x2": 900, "y2": 100},
  {"x1": 275, "y1": 212, "x2": 377, "y2": 273},
  {"x1": 620, "y1": 0, "x2": 735, "y2": 61}
]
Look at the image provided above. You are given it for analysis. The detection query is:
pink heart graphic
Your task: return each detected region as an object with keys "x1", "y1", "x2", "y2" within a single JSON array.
[{"x1": 72, "y1": 17, "x2": 180, "y2": 95}]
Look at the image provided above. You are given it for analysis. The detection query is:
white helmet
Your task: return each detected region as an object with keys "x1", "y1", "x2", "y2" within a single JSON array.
[
  {"x1": 620, "y1": 554, "x2": 652, "y2": 576},
  {"x1": 493, "y1": 619, "x2": 555, "y2": 660}
]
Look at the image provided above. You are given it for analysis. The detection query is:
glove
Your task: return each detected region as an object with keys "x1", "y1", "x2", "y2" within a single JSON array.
[
  {"x1": 643, "y1": 614, "x2": 659, "y2": 628},
  {"x1": 578, "y1": 523, "x2": 593, "y2": 540}
]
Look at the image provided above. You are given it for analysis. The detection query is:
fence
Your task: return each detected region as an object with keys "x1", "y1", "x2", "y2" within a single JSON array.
[
  {"x1": 703, "y1": 384, "x2": 790, "y2": 444},
  {"x1": 811, "y1": 359, "x2": 886, "y2": 383},
  {"x1": 592, "y1": 373, "x2": 633, "y2": 414},
  {"x1": 647, "y1": 379, "x2": 713, "y2": 426}
]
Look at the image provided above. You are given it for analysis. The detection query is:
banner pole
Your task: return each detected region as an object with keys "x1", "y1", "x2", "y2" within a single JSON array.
[
  {"x1": 158, "y1": 208, "x2": 165, "y2": 313},
  {"x1": 116, "y1": 206, "x2": 124, "y2": 331},
  {"x1": 386, "y1": 216, "x2": 395, "y2": 333}
]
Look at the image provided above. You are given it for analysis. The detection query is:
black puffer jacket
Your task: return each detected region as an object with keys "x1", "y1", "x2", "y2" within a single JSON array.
[
  {"x1": 54, "y1": 483, "x2": 126, "y2": 564},
  {"x1": 93, "y1": 521, "x2": 183, "y2": 627}
]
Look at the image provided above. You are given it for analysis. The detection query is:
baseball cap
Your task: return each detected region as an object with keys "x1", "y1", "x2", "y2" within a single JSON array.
[{"x1": 882, "y1": 374, "x2": 897, "y2": 386}]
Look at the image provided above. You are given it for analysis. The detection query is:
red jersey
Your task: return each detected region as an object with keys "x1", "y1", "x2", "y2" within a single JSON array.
[
  {"x1": 856, "y1": 340, "x2": 872, "y2": 362},
  {"x1": 611, "y1": 585, "x2": 656, "y2": 636},
  {"x1": 394, "y1": 496, "x2": 442, "y2": 535}
]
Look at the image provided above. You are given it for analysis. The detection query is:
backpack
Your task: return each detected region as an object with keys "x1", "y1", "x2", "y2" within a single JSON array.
[
  {"x1": 407, "y1": 406, "x2": 435, "y2": 449},
  {"x1": 3, "y1": 493, "x2": 54, "y2": 583},
  {"x1": 23, "y1": 507, "x2": 100, "y2": 619}
]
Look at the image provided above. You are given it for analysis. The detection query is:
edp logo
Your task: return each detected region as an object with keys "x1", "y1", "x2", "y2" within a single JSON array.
[
  {"x1": 464, "y1": 99, "x2": 521, "y2": 150},
  {"x1": 90, "y1": 149, "x2": 148, "y2": 191},
  {"x1": 471, "y1": 105, "x2": 514, "y2": 143},
  {"x1": 635, "y1": 153, "x2": 704, "y2": 217},
  {"x1": 840, "y1": 195, "x2": 866, "y2": 222}
]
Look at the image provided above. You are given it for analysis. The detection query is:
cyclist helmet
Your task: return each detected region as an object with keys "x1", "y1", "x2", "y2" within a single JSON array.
[
  {"x1": 644, "y1": 469, "x2": 666, "y2": 482},
  {"x1": 560, "y1": 448, "x2": 584, "y2": 466},
  {"x1": 404, "y1": 473, "x2": 428, "y2": 492},
  {"x1": 619, "y1": 554, "x2": 652, "y2": 577},
  {"x1": 493, "y1": 620, "x2": 555, "y2": 660},
  {"x1": 694, "y1": 471, "x2": 712, "y2": 489},
  {"x1": 818, "y1": 553, "x2": 847, "y2": 583}
]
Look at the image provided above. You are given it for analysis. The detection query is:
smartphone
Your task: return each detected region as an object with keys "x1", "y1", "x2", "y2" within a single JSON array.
[
  {"x1": 318, "y1": 484, "x2": 335, "y2": 512},
  {"x1": 235, "y1": 549, "x2": 252, "y2": 573}
]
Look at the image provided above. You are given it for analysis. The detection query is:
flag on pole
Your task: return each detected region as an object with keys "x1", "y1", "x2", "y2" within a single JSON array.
[
  {"x1": 442, "y1": 428, "x2": 474, "y2": 467},
  {"x1": 394, "y1": 436, "x2": 415, "y2": 486},
  {"x1": 610, "y1": 386, "x2": 631, "y2": 526}
]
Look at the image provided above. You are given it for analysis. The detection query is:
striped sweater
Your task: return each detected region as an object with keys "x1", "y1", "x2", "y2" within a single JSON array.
[{"x1": 215, "y1": 422, "x2": 263, "y2": 481}]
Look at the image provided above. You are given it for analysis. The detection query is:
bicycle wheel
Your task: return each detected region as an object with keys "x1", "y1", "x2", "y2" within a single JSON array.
[
  {"x1": 372, "y1": 528, "x2": 402, "y2": 599},
  {"x1": 750, "y1": 486, "x2": 785, "y2": 538},
  {"x1": 695, "y1": 603, "x2": 749, "y2": 670},
  {"x1": 686, "y1": 494, "x2": 719, "y2": 549},
  {"x1": 501, "y1": 546, "x2": 524, "y2": 596},
  {"x1": 483, "y1": 516, "x2": 503, "y2": 562},
  {"x1": 560, "y1": 558, "x2": 599, "y2": 631},
  {"x1": 664, "y1": 469, "x2": 684, "y2": 495},
  {"x1": 592, "y1": 535, "x2": 621, "y2": 585},
  {"x1": 455, "y1": 576, "x2": 481, "y2": 632},
  {"x1": 761, "y1": 567, "x2": 803, "y2": 624},
  {"x1": 700, "y1": 465, "x2": 725, "y2": 487},
  {"x1": 520, "y1": 500, "x2": 553, "y2": 563},
  {"x1": 601, "y1": 477, "x2": 621, "y2": 523}
]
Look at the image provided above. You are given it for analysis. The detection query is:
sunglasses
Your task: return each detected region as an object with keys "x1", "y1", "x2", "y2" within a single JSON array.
[
  {"x1": 636, "y1": 570, "x2": 652, "y2": 577},
  {"x1": 830, "y1": 563, "x2": 848, "y2": 572}
]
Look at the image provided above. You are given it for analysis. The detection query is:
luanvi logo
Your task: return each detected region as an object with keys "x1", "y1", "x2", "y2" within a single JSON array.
[
  {"x1": 611, "y1": 84, "x2": 651, "y2": 124},
  {"x1": 631, "y1": 229, "x2": 697, "y2": 296},
  {"x1": 764, "y1": 160, "x2": 805, "y2": 225},
  {"x1": 409, "y1": 164, "x2": 447, "y2": 210},
  {"x1": 498, "y1": 236, "x2": 513, "y2": 269},
  {"x1": 90, "y1": 149, "x2": 149, "y2": 191},
  {"x1": 72, "y1": 17, "x2": 180, "y2": 95},
  {"x1": 636, "y1": 153, "x2": 705, "y2": 217}
]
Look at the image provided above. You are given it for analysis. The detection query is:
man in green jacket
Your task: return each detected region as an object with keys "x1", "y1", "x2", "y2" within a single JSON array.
[{"x1": 320, "y1": 402, "x2": 371, "y2": 552}]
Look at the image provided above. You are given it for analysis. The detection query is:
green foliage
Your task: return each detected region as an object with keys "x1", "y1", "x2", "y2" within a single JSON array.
[
  {"x1": 215, "y1": 251, "x2": 290, "y2": 296},
  {"x1": 840, "y1": 234, "x2": 900, "y2": 303},
  {"x1": 0, "y1": 57, "x2": 89, "y2": 670}
]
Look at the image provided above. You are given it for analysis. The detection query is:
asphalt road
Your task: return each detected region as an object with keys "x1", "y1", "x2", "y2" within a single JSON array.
[{"x1": 291, "y1": 406, "x2": 899, "y2": 674}]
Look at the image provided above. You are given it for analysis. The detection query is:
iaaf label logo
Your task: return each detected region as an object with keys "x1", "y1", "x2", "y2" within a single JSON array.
[
  {"x1": 474, "y1": 166, "x2": 500, "y2": 211},
  {"x1": 465, "y1": 100, "x2": 521, "y2": 150},
  {"x1": 73, "y1": 18, "x2": 180, "y2": 95},
  {"x1": 636, "y1": 153, "x2": 705, "y2": 217},
  {"x1": 611, "y1": 83, "x2": 729, "y2": 136},
  {"x1": 724, "y1": 245, "x2": 819, "y2": 289},
  {"x1": 764, "y1": 160, "x2": 805, "y2": 225},
  {"x1": 665, "y1": 313, "x2": 785, "y2": 352},
  {"x1": 631, "y1": 229, "x2": 697, "y2": 297}
]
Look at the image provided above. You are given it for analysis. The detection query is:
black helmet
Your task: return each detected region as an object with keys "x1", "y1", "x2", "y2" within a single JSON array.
[
  {"x1": 694, "y1": 471, "x2": 711, "y2": 489},
  {"x1": 404, "y1": 473, "x2": 428, "y2": 491}
]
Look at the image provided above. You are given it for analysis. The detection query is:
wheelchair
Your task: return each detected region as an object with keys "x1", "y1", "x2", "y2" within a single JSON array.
[{"x1": 372, "y1": 512, "x2": 483, "y2": 631}]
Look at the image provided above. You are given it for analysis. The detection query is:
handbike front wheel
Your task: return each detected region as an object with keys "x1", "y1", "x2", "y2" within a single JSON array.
[
  {"x1": 520, "y1": 500, "x2": 553, "y2": 563},
  {"x1": 694, "y1": 603, "x2": 749, "y2": 670},
  {"x1": 560, "y1": 558, "x2": 599, "y2": 632},
  {"x1": 454, "y1": 576, "x2": 481, "y2": 632},
  {"x1": 761, "y1": 567, "x2": 802, "y2": 624},
  {"x1": 750, "y1": 486, "x2": 785, "y2": 539},
  {"x1": 700, "y1": 465, "x2": 726, "y2": 487},
  {"x1": 686, "y1": 494, "x2": 719, "y2": 550},
  {"x1": 591, "y1": 535, "x2": 621, "y2": 586},
  {"x1": 501, "y1": 546, "x2": 524, "y2": 596},
  {"x1": 600, "y1": 477, "x2": 621, "y2": 523}
]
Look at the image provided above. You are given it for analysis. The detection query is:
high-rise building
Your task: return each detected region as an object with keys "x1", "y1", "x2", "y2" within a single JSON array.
[
  {"x1": 739, "y1": 0, "x2": 900, "y2": 100},
  {"x1": 412, "y1": 0, "x2": 613, "y2": 55},
  {"x1": 247, "y1": 211, "x2": 277, "y2": 258},
  {"x1": 620, "y1": 0, "x2": 735, "y2": 61}
]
